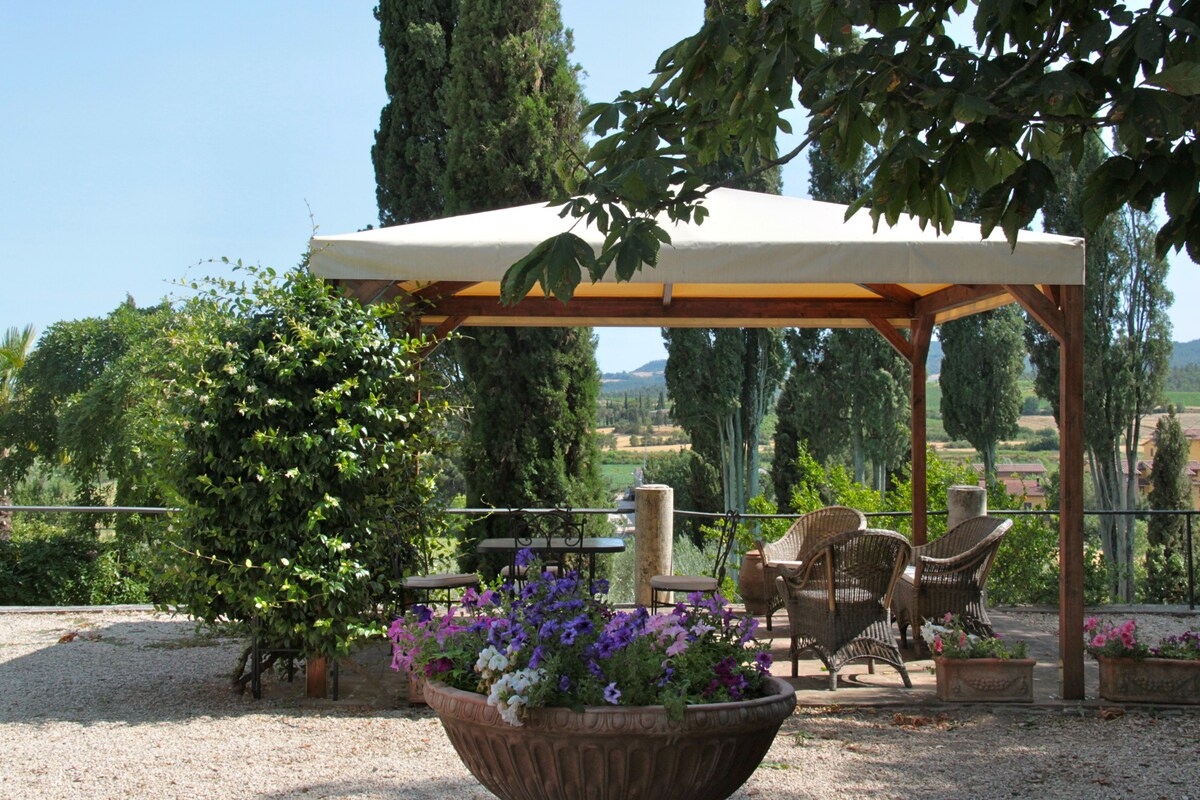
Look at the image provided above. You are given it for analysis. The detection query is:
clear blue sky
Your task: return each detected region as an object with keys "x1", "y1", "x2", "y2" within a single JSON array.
[{"x1": 2, "y1": 2, "x2": 1195, "y2": 374}]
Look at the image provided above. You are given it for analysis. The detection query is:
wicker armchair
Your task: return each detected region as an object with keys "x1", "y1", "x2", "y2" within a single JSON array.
[
  {"x1": 892, "y1": 515, "x2": 1013, "y2": 652},
  {"x1": 775, "y1": 528, "x2": 912, "y2": 690},
  {"x1": 755, "y1": 506, "x2": 866, "y2": 630}
]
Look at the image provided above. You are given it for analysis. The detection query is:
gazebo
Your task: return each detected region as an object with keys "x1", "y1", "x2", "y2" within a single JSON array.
[{"x1": 308, "y1": 187, "x2": 1088, "y2": 698}]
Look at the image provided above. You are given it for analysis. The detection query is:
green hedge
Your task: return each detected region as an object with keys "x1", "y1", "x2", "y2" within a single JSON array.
[{"x1": 0, "y1": 518, "x2": 151, "y2": 605}]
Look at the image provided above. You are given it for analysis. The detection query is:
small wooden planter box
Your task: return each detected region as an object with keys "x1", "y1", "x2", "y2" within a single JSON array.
[
  {"x1": 934, "y1": 657, "x2": 1035, "y2": 702},
  {"x1": 1097, "y1": 656, "x2": 1200, "y2": 704}
]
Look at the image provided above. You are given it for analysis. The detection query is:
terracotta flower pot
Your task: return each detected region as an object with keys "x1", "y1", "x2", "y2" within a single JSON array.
[
  {"x1": 1097, "y1": 656, "x2": 1200, "y2": 704},
  {"x1": 422, "y1": 676, "x2": 797, "y2": 800},
  {"x1": 934, "y1": 657, "x2": 1036, "y2": 702},
  {"x1": 737, "y1": 551, "x2": 769, "y2": 616}
]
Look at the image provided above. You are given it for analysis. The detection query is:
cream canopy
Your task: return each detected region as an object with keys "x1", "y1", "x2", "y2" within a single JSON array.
[
  {"x1": 308, "y1": 187, "x2": 1089, "y2": 701},
  {"x1": 308, "y1": 188, "x2": 1084, "y2": 330}
]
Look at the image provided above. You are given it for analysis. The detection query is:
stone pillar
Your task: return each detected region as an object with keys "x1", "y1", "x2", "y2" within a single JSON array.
[
  {"x1": 946, "y1": 484, "x2": 987, "y2": 531},
  {"x1": 634, "y1": 484, "x2": 673, "y2": 606}
]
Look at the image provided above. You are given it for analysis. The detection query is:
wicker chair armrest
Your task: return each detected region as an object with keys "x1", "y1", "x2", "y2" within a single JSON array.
[
  {"x1": 760, "y1": 536, "x2": 796, "y2": 563},
  {"x1": 915, "y1": 535, "x2": 1001, "y2": 572},
  {"x1": 774, "y1": 552, "x2": 828, "y2": 592}
]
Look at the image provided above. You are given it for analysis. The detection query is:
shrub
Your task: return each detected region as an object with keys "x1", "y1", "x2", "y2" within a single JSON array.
[
  {"x1": 987, "y1": 514, "x2": 1059, "y2": 606},
  {"x1": 151, "y1": 263, "x2": 453, "y2": 660},
  {"x1": 0, "y1": 517, "x2": 151, "y2": 605},
  {"x1": 1025, "y1": 429, "x2": 1059, "y2": 451}
]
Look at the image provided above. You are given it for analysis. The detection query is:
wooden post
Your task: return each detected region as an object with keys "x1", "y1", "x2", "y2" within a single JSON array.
[
  {"x1": 634, "y1": 484, "x2": 673, "y2": 606},
  {"x1": 910, "y1": 316, "x2": 934, "y2": 545},
  {"x1": 1058, "y1": 284, "x2": 1086, "y2": 700},
  {"x1": 306, "y1": 656, "x2": 328, "y2": 699}
]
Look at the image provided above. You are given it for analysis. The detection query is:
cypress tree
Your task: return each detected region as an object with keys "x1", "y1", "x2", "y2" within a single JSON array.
[
  {"x1": 372, "y1": 0, "x2": 454, "y2": 226},
  {"x1": 1145, "y1": 408, "x2": 1192, "y2": 602},
  {"x1": 441, "y1": 0, "x2": 603, "y2": 567},
  {"x1": 939, "y1": 307, "x2": 1025, "y2": 479}
]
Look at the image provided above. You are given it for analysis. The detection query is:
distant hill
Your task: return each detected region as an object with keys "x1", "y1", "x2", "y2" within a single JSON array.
[
  {"x1": 599, "y1": 359, "x2": 666, "y2": 395},
  {"x1": 1171, "y1": 339, "x2": 1200, "y2": 369}
]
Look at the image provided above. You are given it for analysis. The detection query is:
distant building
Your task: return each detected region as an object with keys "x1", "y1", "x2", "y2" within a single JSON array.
[
  {"x1": 974, "y1": 462, "x2": 1048, "y2": 509},
  {"x1": 1128, "y1": 458, "x2": 1200, "y2": 506},
  {"x1": 1142, "y1": 427, "x2": 1200, "y2": 463},
  {"x1": 1136, "y1": 428, "x2": 1200, "y2": 505}
]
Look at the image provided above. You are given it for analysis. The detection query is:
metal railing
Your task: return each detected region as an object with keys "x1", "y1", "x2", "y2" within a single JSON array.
[{"x1": 3, "y1": 504, "x2": 1195, "y2": 609}]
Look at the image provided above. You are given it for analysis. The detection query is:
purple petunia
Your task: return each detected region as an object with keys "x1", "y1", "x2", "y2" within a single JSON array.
[{"x1": 603, "y1": 682, "x2": 622, "y2": 704}]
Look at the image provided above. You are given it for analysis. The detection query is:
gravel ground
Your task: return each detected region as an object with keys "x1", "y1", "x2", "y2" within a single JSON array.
[{"x1": 2, "y1": 609, "x2": 1199, "y2": 800}]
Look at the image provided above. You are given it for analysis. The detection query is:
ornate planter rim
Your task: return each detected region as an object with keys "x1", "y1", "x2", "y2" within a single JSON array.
[
  {"x1": 422, "y1": 676, "x2": 797, "y2": 800},
  {"x1": 423, "y1": 674, "x2": 797, "y2": 735},
  {"x1": 1096, "y1": 655, "x2": 1200, "y2": 667},
  {"x1": 933, "y1": 656, "x2": 1037, "y2": 667}
]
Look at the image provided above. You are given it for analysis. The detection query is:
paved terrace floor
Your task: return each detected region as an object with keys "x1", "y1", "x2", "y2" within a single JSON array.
[{"x1": 231, "y1": 604, "x2": 1199, "y2": 710}]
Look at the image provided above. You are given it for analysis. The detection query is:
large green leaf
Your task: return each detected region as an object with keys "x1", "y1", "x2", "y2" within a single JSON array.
[{"x1": 1144, "y1": 62, "x2": 1200, "y2": 95}]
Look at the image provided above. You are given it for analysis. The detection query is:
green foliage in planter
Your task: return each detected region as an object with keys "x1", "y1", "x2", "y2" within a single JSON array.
[{"x1": 152, "y1": 263, "x2": 453, "y2": 659}]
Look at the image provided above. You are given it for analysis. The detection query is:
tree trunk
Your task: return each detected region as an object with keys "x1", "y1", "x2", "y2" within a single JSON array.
[
  {"x1": 983, "y1": 441, "x2": 997, "y2": 481},
  {"x1": 1095, "y1": 451, "x2": 1135, "y2": 602},
  {"x1": 852, "y1": 429, "x2": 865, "y2": 485}
]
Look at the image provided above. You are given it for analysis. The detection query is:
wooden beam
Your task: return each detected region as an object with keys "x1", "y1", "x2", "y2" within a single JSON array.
[
  {"x1": 306, "y1": 656, "x2": 327, "y2": 698},
  {"x1": 910, "y1": 315, "x2": 934, "y2": 546},
  {"x1": 374, "y1": 280, "x2": 480, "y2": 306},
  {"x1": 411, "y1": 281, "x2": 479, "y2": 300},
  {"x1": 913, "y1": 284, "x2": 1005, "y2": 318},
  {"x1": 1006, "y1": 284, "x2": 1067, "y2": 342},
  {"x1": 662, "y1": 283, "x2": 673, "y2": 309},
  {"x1": 860, "y1": 283, "x2": 921, "y2": 306},
  {"x1": 420, "y1": 295, "x2": 913, "y2": 322},
  {"x1": 867, "y1": 317, "x2": 914, "y2": 362},
  {"x1": 431, "y1": 316, "x2": 466, "y2": 340},
  {"x1": 1058, "y1": 284, "x2": 1086, "y2": 700},
  {"x1": 335, "y1": 279, "x2": 393, "y2": 304}
]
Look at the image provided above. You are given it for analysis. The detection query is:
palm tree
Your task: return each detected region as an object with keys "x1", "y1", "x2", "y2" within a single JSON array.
[
  {"x1": 0, "y1": 324, "x2": 36, "y2": 404},
  {"x1": 1, "y1": 324, "x2": 36, "y2": 539}
]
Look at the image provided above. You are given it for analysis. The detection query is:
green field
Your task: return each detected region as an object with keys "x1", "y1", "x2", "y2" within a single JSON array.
[
  {"x1": 1163, "y1": 391, "x2": 1200, "y2": 411},
  {"x1": 600, "y1": 463, "x2": 638, "y2": 497}
]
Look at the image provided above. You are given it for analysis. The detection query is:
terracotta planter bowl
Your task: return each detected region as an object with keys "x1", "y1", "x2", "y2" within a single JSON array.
[
  {"x1": 423, "y1": 676, "x2": 797, "y2": 800},
  {"x1": 934, "y1": 657, "x2": 1036, "y2": 702}
]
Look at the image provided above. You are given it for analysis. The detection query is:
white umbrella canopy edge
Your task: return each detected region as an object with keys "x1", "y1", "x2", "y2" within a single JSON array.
[{"x1": 307, "y1": 187, "x2": 1085, "y2": 290}]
